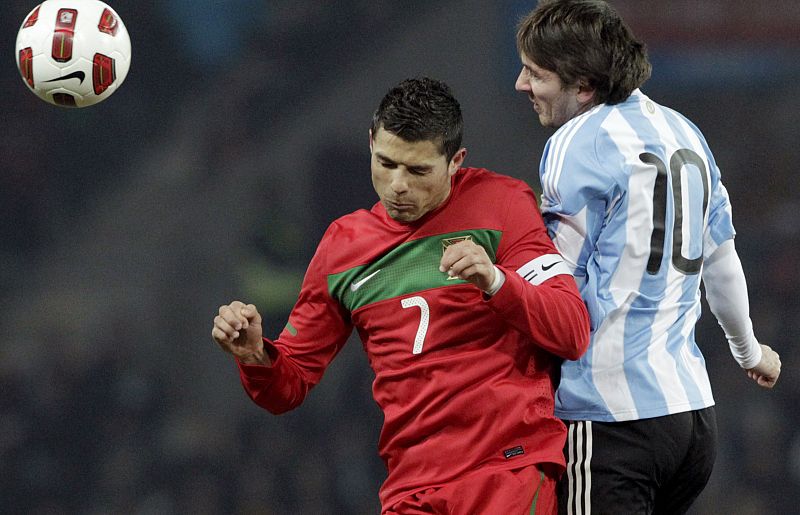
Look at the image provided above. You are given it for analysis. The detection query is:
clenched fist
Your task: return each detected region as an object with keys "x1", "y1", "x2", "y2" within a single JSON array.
[
  {"x1": 212, "y1": 301, "x2": 269, "y2": 365},
  {"x1": 746, "y1": 344, "x2": 781, "y2": 389}
]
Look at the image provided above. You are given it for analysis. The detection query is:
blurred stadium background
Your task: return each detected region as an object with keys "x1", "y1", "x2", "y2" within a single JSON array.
[{"x1": 1, "y1": 1, "x2": 798, "y2": 513}]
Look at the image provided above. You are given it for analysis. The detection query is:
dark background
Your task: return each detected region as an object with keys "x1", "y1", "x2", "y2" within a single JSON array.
[{"x1": 1, "y1": 1, "x2": 798, "y2": 513}]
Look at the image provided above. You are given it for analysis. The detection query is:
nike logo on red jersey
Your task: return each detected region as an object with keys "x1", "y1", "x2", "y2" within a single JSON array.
[{"x1": 350, "y1": 269, "x2": 382, "y2": 292}]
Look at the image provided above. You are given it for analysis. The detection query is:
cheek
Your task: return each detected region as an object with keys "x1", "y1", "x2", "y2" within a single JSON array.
[
  {"x1": 370, "y1": 170, "x2": 385, "y2": 195},
  {"x1": 530, "y1": 84, "x2": 547, "y2": 101},
  {"x1": 430, "y1": 178, "x2": 451, "y2": 201}
]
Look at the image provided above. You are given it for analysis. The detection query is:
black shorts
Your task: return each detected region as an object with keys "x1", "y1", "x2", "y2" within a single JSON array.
[{"x1": 558, "y1": 406, "x2": 717, "y2": 515}]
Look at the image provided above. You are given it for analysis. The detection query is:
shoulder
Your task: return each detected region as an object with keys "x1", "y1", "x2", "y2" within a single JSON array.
[
  {"x1": 447, "y1": 168, "x2": 538, "y2": 227},
  {"x1": 548, "y1": 93, "x2": 660, "y2": 161},
  {"x1": 621, "y1": 91, "x2": 717, "y2": 169},
  {"x1": 541, "y1": 99, "x2": 656, "y2": 212},
  {"x1": 456, "y1": 167, "x2": 533, "y2": 197},
  {"x1": 651, "y1": 98, "x2": 712, "y2": 149},
  {"x1": 541, "y1": 107, "x2": 616, "y2": 194},
  {"x1": 542, "y1": 104, "x2": 613, "y2": 192},
  {"x1": 316, "y1": 205, "x2": 409, "y2": 273},
  {"x1": 323, "y1": 207, "x2": 381, "y2": 242},
  {"x1": 615, "y1": 90, "x2": 710, "y2": 149}
]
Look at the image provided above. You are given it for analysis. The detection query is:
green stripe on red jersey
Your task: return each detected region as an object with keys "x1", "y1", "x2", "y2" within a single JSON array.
[{"x1": 328, "y1": 229, "x2": 502, "y2": 313}]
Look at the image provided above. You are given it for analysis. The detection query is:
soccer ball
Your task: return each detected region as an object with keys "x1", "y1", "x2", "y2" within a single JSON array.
[{"x1": 15, "y1": 0, "x2": 131, "y2": 108}]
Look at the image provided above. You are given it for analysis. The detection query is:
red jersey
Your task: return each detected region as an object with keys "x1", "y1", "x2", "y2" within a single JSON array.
[{"x1": 238, "y1": 167, "x2": 589, "y2": 508}]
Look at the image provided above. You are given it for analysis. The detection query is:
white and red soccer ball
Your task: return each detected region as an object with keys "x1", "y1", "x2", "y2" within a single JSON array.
[{"x1": 15, "y1": 0, "x2": 131, "y2": 108}]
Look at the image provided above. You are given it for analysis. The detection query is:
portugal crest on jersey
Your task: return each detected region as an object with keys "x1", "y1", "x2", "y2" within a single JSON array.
[{"x1": 441, "y1": 235, "x2": 473, "y2": 280}]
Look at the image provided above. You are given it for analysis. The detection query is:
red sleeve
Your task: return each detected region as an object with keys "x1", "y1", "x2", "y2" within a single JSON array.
[
  {"x1": 237, "y1": 226, "x2": 353, "y2": 414},
  {"x1": 487, "y1": 182, "x2": 590, "y2": 360}
]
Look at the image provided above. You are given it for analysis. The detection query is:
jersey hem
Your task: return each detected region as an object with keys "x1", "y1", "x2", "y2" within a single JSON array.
[
  {"x1": 379, "y1": 455, "x2": 564, "y2": 510},
  {"x1": 555, "y1": 399, "x2": 716, "y2": 422}
]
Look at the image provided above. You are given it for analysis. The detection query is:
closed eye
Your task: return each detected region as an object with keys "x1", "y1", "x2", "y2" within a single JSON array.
[{"x1": 407, "y1": 166, "x2": 431, "y2": 175}]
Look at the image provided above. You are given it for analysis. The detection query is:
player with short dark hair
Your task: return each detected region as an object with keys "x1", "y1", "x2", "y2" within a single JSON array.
[
  {"x1": 371, "y1": 76, "x2": 464, "y2": 162},
  {"x1": 213, "y1": 77, "x2": 590, "y2": 514},
  {"x1": 513, "y1": 1, "x2": 782, "y2": 514}
]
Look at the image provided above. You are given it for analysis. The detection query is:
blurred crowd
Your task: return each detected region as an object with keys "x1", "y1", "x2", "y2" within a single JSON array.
[{"x1": 1, "y1": 1, "x2": 798, "y2": 513}]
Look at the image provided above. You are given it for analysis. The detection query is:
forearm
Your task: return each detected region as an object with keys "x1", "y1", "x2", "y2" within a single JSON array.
[
  {"x1": 703, "y1": 239, "x2": 762, "y2": 369},
  {"x1": 237, "y1": 339, "x2": 314, "y2": 414},
  {"x1": 489, "y1": 270, "x2": 590, "y2": 360}
]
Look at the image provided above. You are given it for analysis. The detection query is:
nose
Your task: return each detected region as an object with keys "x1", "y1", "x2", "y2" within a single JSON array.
[
  {"x1": 515, "y1": 68, "x2": 529, "y2": 92},
  {"x1": 390, "y1": 170, "x2": 409, "y2": 195}
]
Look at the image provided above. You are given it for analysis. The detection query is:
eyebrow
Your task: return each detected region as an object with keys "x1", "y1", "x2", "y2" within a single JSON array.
[
  {"x1": 524, "y1": 62, "x2": 541, "y2": 75},
  {"x1": 374, "y1": 152, "x2": 396, "y2": 164}
]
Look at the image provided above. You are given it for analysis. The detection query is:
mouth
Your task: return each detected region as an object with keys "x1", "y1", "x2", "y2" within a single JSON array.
[{"x1": 386, "y1": 200, "x2": 415, "y2": 211}]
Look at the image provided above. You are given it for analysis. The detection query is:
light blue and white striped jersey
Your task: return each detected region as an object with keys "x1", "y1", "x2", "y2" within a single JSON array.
[{"x1": 540, "y1": 90, "x2": 735, "y2": 422}]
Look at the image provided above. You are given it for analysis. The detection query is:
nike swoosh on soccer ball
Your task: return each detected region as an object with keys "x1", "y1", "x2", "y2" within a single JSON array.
[{"x1": 43, "y1": 71, "x2": 86, "y2": 84}]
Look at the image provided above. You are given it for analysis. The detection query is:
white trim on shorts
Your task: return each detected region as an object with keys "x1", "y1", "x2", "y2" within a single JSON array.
[{"x1": 565, "y1": 421, "x2": 593, "y2": 515}]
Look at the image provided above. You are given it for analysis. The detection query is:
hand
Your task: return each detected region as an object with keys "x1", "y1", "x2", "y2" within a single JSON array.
[
  {"x1": 746, "y1": 344, "x2": 781, "y2": 388},
  {"x1": 439, "y1": 240, "x2": 496, "y2": 292},
  {"x1": 212, "y1": 301, "x2": 268, "y2": 365}
]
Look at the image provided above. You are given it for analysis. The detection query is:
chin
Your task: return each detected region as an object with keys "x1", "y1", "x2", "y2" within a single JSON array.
[
  {"x1": 540, "y1": 116, "x2": 561, "y2": 129},
  {"x1": 392, "y1": 213, "x2": 418, "y2": 223},
  {"x1": 391, "y1": 208, "x2": 423, "y2": 222}
]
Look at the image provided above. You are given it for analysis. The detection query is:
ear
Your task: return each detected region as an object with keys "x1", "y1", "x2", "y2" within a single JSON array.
[
  {"x1": 368, "y1": 129, "x2": 374, "y2": 152},
  {"x1": 449, "y1": 147, "x2": 467, "y2": 175},
  {"x1": 576, "y1": 81, "x2": 596, "y2": 105}
]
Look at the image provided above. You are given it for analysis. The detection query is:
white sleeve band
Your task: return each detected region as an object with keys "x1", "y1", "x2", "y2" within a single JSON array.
[
  {"x1": 515, "y1": 254, "x2": 572, "y2": 285},
  {"x1": 484, "y1": 265, "x2": 506, "y2": 296},
  {"x1": 702, "y1": 239, "x2": 762, "y2": 369}
]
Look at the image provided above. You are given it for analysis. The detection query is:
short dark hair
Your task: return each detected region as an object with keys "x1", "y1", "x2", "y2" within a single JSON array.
[
  {"x1": 371, "y1": 77, "x2": 463, "y2": 162},
  {"x1": 516, "y1": 0, "x2": 651, "y2": 105}
]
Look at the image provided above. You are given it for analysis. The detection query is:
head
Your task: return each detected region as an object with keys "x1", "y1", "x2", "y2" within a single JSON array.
[
  {"x1": 369, "y1": 78, "x2": 466, "y2": 222},
  {"x1": 514, "y1": 0, "x2": 651, "y2": 128}
]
